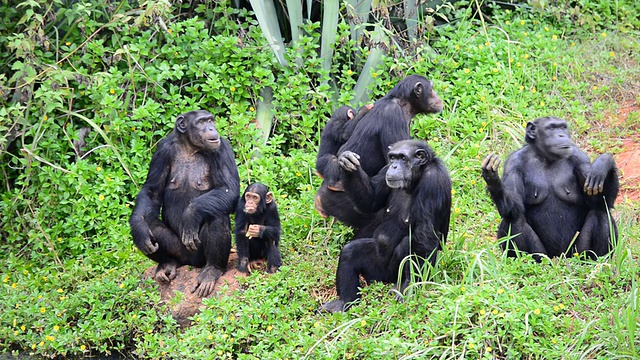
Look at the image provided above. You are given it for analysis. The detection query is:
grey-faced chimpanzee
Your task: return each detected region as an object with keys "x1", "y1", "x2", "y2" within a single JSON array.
[
  {"x1": 322, "y1": 139, "x2": 452, "y2": 312},
  {"x1": 315, "y1": 104, "x2": 373, "y2": 192},
  {"x1": 129, "y1": 110, "x2": 240, "y2": 297},
  {"x1": 235, "y1": 183, "x2": 282, "y2": 273},
  {"x1": 481, "y1": 116, "x2": 619, "y2": 261},
  {"x1": 314, "y1": 75, "x2": 444, "y2": 231}
]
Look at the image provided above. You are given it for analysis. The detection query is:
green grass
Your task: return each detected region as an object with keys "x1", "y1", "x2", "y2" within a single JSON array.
[{"x1": 1, "y1": 2, "x2": 639, "y2": 358}]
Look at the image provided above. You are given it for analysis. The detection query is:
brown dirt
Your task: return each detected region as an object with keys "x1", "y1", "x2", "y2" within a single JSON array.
[
  {"x1": 609, "y1": 102, "x2": 640, "y2": 203},
  {"x1": 143, "y1": 251, "x2": 268, "y2": 327}
]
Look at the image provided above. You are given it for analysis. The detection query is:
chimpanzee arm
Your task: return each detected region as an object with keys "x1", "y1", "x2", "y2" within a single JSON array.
[
  {"x1": 339, "y1": 151, "x2": 390, "y2": 212},
  {"x1": 410, "y1": 162, "x2": 452, "y2": 266},
  {"x1": 577, "y1": 153, "x2": 619, "y2": 209},
  {"x1": 482, "y1": 153, "x2": 526, "y2": 220},
  {"x1": 129, "y1": 139, "x2": 172, "y2": 254},
  {"x1": 258, "y1": 203, "x2": 281, "y2": 242},
  {"x1": 185, "y1": 139, "x2": 240, "y2": 222}
]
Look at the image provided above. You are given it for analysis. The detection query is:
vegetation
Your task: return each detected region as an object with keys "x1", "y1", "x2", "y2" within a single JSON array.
[{"x1": 1, "y1": 0, "x2": 639, "y2": 358}]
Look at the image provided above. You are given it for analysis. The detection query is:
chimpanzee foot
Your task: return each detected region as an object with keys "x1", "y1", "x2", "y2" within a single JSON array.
[
  {"x1": 154, "y1": 261, "x2": 178, "y2": 283},
  {"x1": 193, "y1": 266, "x2": 223, "y2": 297},
  {"x1": 267, "y1": 264, "x2": 280, "y2": 274},
  {"x1": 320, "y1": 299, "x2": 347, "y2": 313},
  {"x1": 314, "y1": 194, "x2": 327, "y2": 218}
]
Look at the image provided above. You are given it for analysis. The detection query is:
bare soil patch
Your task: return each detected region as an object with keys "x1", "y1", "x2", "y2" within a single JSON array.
[{"x1": 609, "y1": 102, "x2": 640, "y2": 203}]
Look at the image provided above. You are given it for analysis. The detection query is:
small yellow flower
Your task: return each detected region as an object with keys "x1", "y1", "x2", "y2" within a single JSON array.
[
  {"x1": 465, "y1": 80, "x2": 471, "y2": 84},
  {"x1": 119, "y1": 283, "x2": 125, "y2": 288},
  {"x1": 609, "y1": 51, "x2": 615, "y2": 57},
  {"x1": 540, "y1": 101, "x2": 545, "y2": 107},
  {"x1": 21, "y1": 326, "x2": 25, "y2": 331},
  {"x1": 601, "y1": 32, "x2": 607, "y2": 37},
  {"x1": 125, "y1": 204, "x2": 130, "y2": 208},
  {"x1": 372, "y1": 72, "x2": 378, "y2": 77},
  {"x1": 471, "y1": 180, "x2": 476, "y2": 185},
  {"x1": 523, "y1": 32, "x2": 528, "y2": 37},
  {"x1": 486, "y1": 346, "x2": 493, "y2": 352},
  {"x1": 2, "y1": 275, "x2": 7, "y2": 283},
  {"x1": 167, "y1": 28, "x2": 173, "y2": 34},
  {"x1": 519, "y1": 20, "x2": 525, "y2": 25},
  {"x1": 464, "y1": 68, "x2": 470, "y2": 74},
  {"x1": 460, "y1": 286, "x2": 465, "y2": 292},
  {"x1": 505, "y1": 20, "x2": 510, "y2": 25},
  {"x1": 552, "y1": 35, "x2": 558, "y2": 40},
  {"x1": 65, "y1": 42, "x2": 71, "y2": 46},
  {"x1": 454, "y1": 207, "x2": 460, "y2": 213},
  {"x1": 524, "y1": 54, "x2": 530, "y2": 59},
  {"x1": 571, "y1": 42, "x2": 576, "y2": 46},
  {"x1": 451, "y1": 189, "x2": 456, "y2": 195},
  {"x1": 480, "y1": 96, "x2": 486, "y2": 101},
  {"x1": 531, "y1": 88, "x2": 537, "y2": 93},
  {"x1": 99, "y1": 195, "x2": 105, "y2": 201},
  {"x1": 497, "y1": 288, "x2": 504, "y2": 295},
  {"x1": 43, "y1": 115, "x2": 49, "y2": 121},
  {"x1": 553, "y1": 305, "x2": 559, "y2": 311},
  {"x1": 455, "y1": 45, "x2": 460, "y2": 50},
  {"x1": 492, "y1": 309, "x2": 498, "y2": 315},
  {"x1": 558, "y1": 303, "x2": 565, "y2": 309},
  {"x1": 552, "y1": 76, "x2": 557, "y2": 81},
  {"x1": 109, "y1": 89, "x2": 115, "y2": 94},
  {"x1": 485, "y1": 42, "x2": 490, "y2": 46},
  {"x1": 469, "y1": 343, "x2": 475, "y2": 349},
  {"x1": 250, "y1": 106, "x2": 255, "y2": 112},
  {"x1": 453, "y1": 61, "x2": 458, "y2": 66},
  {"x1": 478, "y1": 44, "x2": 484, "y2": 50},
  {"x1": 508, "y1": 58, "x2": 513, "y2": 63},
  {"x1": 217, "y1": 350, "x2": 223, "y2": 356},
  {"x1": 230, "y1": 87, "x2": 236, "y2": 92},
  {"x1": 96, "y1": 166, "x2": 102, "y2": 172},
  {"x1": 361, "y1": 320, "x2": 367, "y2": 326},
  {"x1": 80, "y1": 345, "x2": 86, "y2": 351},
  {"x1": 31, "y1": 344, "x2": 36, "y2": 350},
  {"x1": 54, "y1": 325, "x2": 59, "y2": 331},
  {"x1": 544, "y1": 26, "x2": 549, "y2": 32},
  {"x1": 534, "y1": 308, "x2": 541, "y2": 315},
  {"x1": 516, "y1": 62, "x2": 521, "y2": 67},
  {"x1": 40, "y1": 307, "x2": 46, "y2": 313},
  {"x1": 23, "y1": 269, "x2": 29, "y2": 275},
  {"x1": 593, "y1": 86, "x2": 598, "y2": 91},
  {"x1": 39, "y1": 341, "x2": 44, "y2": 347},
  {"x1": 208, "y1": 335, "x2": 213, "y2": 340},
  {"x1": 267, "y1": 325, "x2": 273, "y2": 331}
]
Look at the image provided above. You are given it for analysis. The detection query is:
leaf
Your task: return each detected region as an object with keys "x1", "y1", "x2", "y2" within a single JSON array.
[{"x1": 249, "y1": 0, "x2": 289, "y2": 66}]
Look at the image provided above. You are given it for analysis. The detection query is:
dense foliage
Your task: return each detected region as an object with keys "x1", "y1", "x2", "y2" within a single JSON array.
[{"x1": 1, "y1": 0, "x2": 639, "y2": 358}]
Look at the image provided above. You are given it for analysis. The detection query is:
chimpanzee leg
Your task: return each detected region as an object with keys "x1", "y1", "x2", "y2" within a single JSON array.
[
  {"x1": 314, "y1": 183, "x2": 370, "y2": 228},
  {"x1": 322, "y1": 238, "x2": 391, "y2": 313},
  {"x1": 192, "y1": 216, "x2": 232, "y2": 297},
  {"x1": 575, "y1": 210, "x2": 617, "y2": 259},
  {"x1": 147, "y1": 220, "x2": 196, "y2": 282},
  {"x1": 266, "y1": 240, "x2": 282, "y2": 273},
  {"x1": 499, "y1": 218, "x2": 548, "y2": 262}
]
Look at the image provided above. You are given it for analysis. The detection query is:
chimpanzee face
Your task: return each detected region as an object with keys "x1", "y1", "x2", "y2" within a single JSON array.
[
  {"x1": 414, "y1": 79, "x2": 444, "y2": 114},
  {"x1": 242, "y1": 184, "x2": 273, "y2": 215},
  {"x1": 526, "y1": 117, "x2": 574, "y2": 160},
  {"x1": 385, "y1": 141, "x2": 431, "y2": 189},
  {"x1": 176, "y1": 110, "x2": 221, "y2": 152}
]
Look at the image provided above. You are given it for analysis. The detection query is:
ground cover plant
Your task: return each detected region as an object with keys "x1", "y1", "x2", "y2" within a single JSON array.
[{"x1": 1, "y1": 0, "x2": 639, "y2": 358}]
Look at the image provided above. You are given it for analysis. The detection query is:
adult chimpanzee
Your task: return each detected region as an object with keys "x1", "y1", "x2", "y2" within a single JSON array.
[
  {"x1": 235, "y1": 183, "x2": 282, "y2": 274},
  {"x1": 481, "y1": 116, "x2": 619, "y2": 261},
  {"x1": 315, "y1": 104, "x2": 373, "y2": 191},
  {"x1": 129, "y1": 110, "x2": 240, "y2": 297},
  {"x1": 314, "y1": 75, "x2": 444, "y2": 230},
  {"x1": 322, "y1": 139, "x2": 452, "y2": 312}
]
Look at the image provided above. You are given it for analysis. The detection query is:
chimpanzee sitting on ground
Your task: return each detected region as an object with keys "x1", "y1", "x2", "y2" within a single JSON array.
[
  {"x1": 129, "y1": 110, "x2": 240, "y2": 297},
  {"x1": 481, "y1": 116, "x2": 619, "y2": 261},
  {"x1": 316, "y1": 104, "x2": 373, "y2": 191},
  {"x1": 322, "y1": 139, "x2": 452, "y2": 312},
  {"x1": 314, "y1": 75, "x2": 444, "y2": 231},
  {"x1": 235, "y1": 183, "x2": 282, "y2": 273}
]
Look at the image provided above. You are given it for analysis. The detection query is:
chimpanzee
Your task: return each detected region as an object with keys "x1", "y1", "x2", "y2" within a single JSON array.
[
  {"x1": 314, "y1": 75, "x2": 444, "y2": 230},
  {"x1": 315, "y1": 104, "x2": 373, "y2": 191},
  {"x1": 235, "y1": 183, "x2": 282, "y2": 273},
  {"x1": 129, "y1": 110, "x2": 240, "y2": 297},
  {"x1": 322, "y1": 139, "x2": 452, "y2": 312},
  {"x1": 481, "y1": 116, "x2": 619, "y2": 261}
]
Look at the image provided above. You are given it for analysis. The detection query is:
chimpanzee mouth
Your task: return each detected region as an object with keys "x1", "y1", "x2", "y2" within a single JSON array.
[
  {"x1": 386, "y1": 178, "x2": 406, "y2": 189},
  {"x1": 206, "y1": 139, "x2": 220, "y2": 144}
]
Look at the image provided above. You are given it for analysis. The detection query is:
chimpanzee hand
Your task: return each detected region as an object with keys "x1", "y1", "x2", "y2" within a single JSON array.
[
  {"x1": 133, "y1": 223, "x2": 159, "y2": 255},
  {"x1": 181, "y1": 205, "x2": 201, "y2": 251},
  {"x1": 246, "y1": 224, "x2": 263, "y2": 238},
  {"x1": 338, "y1": 151, "x2": 361, "y2": 172},
  {"x1": 584, "y1": 154, "x2": 613, "y2": 196},
  {"x1": 481, "y1": 154, "x2": 501, "y2": 185}
]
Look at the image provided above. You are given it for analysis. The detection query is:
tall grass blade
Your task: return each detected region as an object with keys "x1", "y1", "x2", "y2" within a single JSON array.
[
  {"x1": 286, "y1": 0, "x2": 302, "y2": 43},
  {"x1": 249, "y1": 0, "x2": 289, "y2": 66},
  {"x1": 256, "y1": 86, "x2": 274, "y2": 145},
  {"x1": 405, "y1": 0, "x2": 418, "y2": 42},
  {"x1": 351, "y1": 23, "x2": 386, "y2": 107},
  {"x1": 346, "y1": 0, "x2": 372, "y2": 45},
  {"x1": 320, "y1": 0, "x2": 340, "y2": 81}
]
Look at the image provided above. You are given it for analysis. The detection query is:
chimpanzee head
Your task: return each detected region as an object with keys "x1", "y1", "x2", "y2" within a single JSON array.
[
  {"x1": 525, "y1": 116, "x2": 574, "y2": 160},
  {"x1": 390, "y1": 75, "x2": 444, "y2": 115},
  {"x1": 385, "y1": 140, "x2": 435, "y2": 190},
  {"x1": 242, "y1": 183, "x2": 273, "y2": 215},
  {"x1": 175, "y1": 110, "x2": 221, "y2": 152}
]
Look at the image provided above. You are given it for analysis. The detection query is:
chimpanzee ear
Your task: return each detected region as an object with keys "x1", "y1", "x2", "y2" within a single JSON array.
[
  {"x1": 176, "y1": 115, "x2": 187, "y2": 134},
  {"x1": 413, "y1": 82, "x2": 424, "y2": 97},
  {"x1": 415, "y1": 148, "x2": 430, "y2": 165},
  {"x1": 347, "y1": 109, "x2": 355, "y2": 120},
  {"x1": 525, "y1": 121, "x2": 537, "y2": 142},
  {"x1": 265, "y1": 192, "x2": 274, "y2": 204}
]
